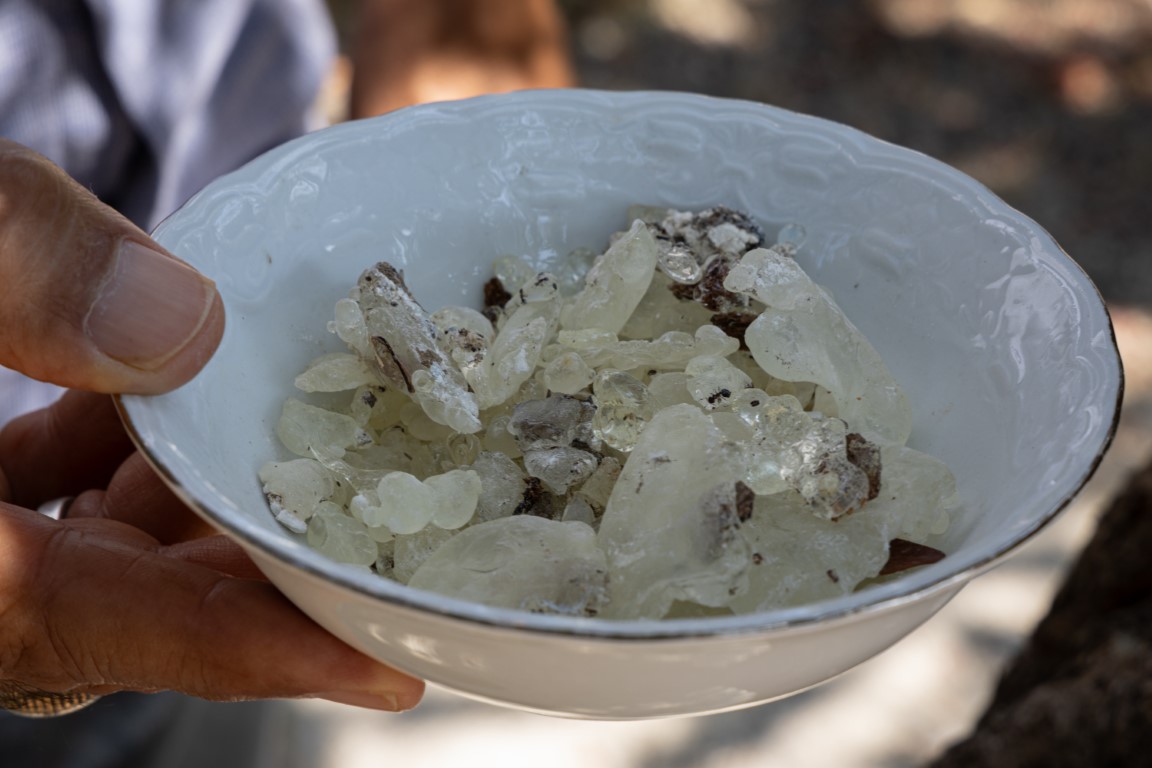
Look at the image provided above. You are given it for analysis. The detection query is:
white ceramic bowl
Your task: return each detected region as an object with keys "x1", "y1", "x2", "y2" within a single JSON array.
[{"x1": 120, "y1": 90, "x2": 1122, "y2": 719}]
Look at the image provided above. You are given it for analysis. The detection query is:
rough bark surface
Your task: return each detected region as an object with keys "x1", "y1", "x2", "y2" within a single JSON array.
[{"x1": 929, "y1": 459, "x2": 1152, "y2": 767}]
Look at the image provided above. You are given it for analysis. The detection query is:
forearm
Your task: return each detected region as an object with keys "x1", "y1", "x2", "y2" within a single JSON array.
[{"x1": 348, "y1": 0, "x2": 574, "y2": 118}]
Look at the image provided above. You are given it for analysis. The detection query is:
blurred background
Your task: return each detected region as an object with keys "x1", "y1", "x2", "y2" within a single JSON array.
[{"x1": 171, "y1": 1, "x2": 1152, "y2": 766}]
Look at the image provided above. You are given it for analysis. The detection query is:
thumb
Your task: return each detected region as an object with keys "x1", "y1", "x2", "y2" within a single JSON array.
[{"x1": 0, "y1": 139, "x2": 224, "y2": 394}]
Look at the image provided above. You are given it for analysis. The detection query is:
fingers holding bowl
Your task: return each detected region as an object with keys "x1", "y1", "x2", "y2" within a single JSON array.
[
  {"x1": 65, "y1": 452, "x2": 218, "y2": 545},
  {"x1": 0, "y1": 507, "x2": 423, "y2": 712},
  {"x1": 0, "y1": 392, "x2": 132, "y2": 509}
]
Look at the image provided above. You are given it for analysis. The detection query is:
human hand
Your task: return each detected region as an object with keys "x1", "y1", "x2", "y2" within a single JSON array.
[
  {"x1": 347, "y1": 0, "x2": 575, "y2": 118},
  {"x1": 0, "y1": 140, "x2": 423, "y2": 714}
]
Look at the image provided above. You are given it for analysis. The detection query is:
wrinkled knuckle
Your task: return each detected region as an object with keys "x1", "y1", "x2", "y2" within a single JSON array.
[
  {"x1": 0, "y1": 147, "x2": 118, "y2": 376},
  {"x1": 0, "y1": 621, "x2": 32, "y2": 689},
  {"x1": 0, "y1": 145, "x2": 71, "y2": 229},
  {"x1": 171, "y1": 577, "x2": 233, "y2": 698},
  {"x1": 43, "y1": 623, "x2": 98, "y2": 689},
  {"x1": 0, "y1": 527, "x2": 45, "y2": 679},
  {"x1": 32, "y1": 528, "x2": 105, "y2": 685},
  {"x1": 0, "y1": 151, "x2": 79, "y2": 308},
  {"x1": 179, "y1": 652, "x2": 217, "y2": 700},
  {"x1": 0, "y1": 526, "x2": 86, "y2": 690},
  {"x1": 0, "y1": 142, "x2": 114, "y2": 277}
]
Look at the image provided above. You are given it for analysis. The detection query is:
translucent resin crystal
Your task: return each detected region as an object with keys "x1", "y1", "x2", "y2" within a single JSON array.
[
  {"x1": 871, "y1": 444, "x2": 958, "y2": 540},
  {"x1": 392, "y1": 525, "x2": 457, "y2": 584},
  {"x1": 591, "y1": 370, "x2": 654, "y2": 452},
  {"x1": 656, "y1": 240, "x2": 703, "y2": 284},
  {"x1": 408, "y1": 516, "x2": 609, "y2": 616},
  {"x1": 724, "y1": 247, "x2": 912, "y2": 444},
  {"x1": 553, "y1": 324, "x2": 739, "y2": 374},
  {"x1": 307, "y1": 508, "x2": 377, "y2": 566},
  {"x1": 363, "y1": 469, "x2": 480, "y2": 535},
  {"x1": 430, "y1": 305, "x2": 494, "y2": 342},
  {"x1": 732, "y1": 490, "x2": 891, "y2": 611},
  {"x1": 276, "y1": 398, "x2": 371, "y2": 459},
  {"x1": 619, "y1": 272, "x2": 715, "y2": 340},
  {"x1": 294, "y1": 353, "x2": 376, "y2": 393},
  {"x1": 329, "y1": 297, "x2": 370, "y2": 356},
  {"x1": 597, "y1": 405, "x2": 748, "y2": 619},
  {"x1": 560, "y1": 219, "x2": 658, "y2": 333},
  {"x1": 470, "y1": 451, "x2": 528, "y2": 523},
  {"x1": 258, "y1": 458, "x2": 341, "y2": 533},
  {"x1": 542, "y1": 351, "x2": 595, "y2": 394},
  {"x1": 357, "y1": 262, "x2": 482, "y2": 434},
  {"x1": 263, "y1": 205, "x2": 957, "y2": 620},
  {"x1": 464, "y1": 275, "x2": 559, "y2": 409},
  {"x1": 574, "y1": 455, "x2": 621, "y2": 511},
  {"x1": 508, "y1": 394, "x2": 596, "y2": 452},
  {"x1": 348, "y1": 385, "x2": 402, "y2": 429},
  {"x1": 522, "y1": 446, "x2": 599, "y2": 494},
  {"x1": 684, "y1": 354, "x2": 753, "y2": 411}
]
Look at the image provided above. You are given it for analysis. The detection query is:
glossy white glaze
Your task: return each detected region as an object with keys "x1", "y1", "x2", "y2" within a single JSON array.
[{"x1": 120, "y1": 90, "x2": 1121, "y2": 718}]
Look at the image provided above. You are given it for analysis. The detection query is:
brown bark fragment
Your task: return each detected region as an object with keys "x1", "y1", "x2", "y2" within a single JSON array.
[
  {"x1": 483, "y1": 276, "x2": 512, "y2": 309},
  {"x1": 512, "y1": 477, "x2": 556, "y2": 519},
  {"x1": 668, "y1": 255, "x2": 750, "y2": 313},
  {"x1": 735, "y1": 481, "x2": 755, "y2": 523},
  {"x1": 370, "y1": 335, "x2": 413, "y2": 392},
  {"x1": 879, "y1": 538, "x2": 945, "y2": 575},
  {"x1": 710, "y1": 311, "x2": 758, "y2": 350}
]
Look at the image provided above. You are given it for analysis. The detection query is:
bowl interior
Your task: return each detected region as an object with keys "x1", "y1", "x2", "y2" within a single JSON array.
[{"x1": 122, "y1": 90, "x2": 1121, "y2": 635}]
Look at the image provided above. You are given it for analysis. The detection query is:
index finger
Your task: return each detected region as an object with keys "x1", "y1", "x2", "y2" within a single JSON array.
[{"x1": 0, "y1": 391, "x2": 132, "y2": 508}]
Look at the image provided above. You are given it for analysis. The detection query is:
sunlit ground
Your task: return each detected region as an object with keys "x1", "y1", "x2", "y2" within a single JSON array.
[{"x1": 279, "y1": 2, "x2": 1152, "y2": 765}]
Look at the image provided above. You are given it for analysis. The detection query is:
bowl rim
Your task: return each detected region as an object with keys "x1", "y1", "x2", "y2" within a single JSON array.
[{"x1": 118, "y1": 88, "x2": 1125, "y2": 641}]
